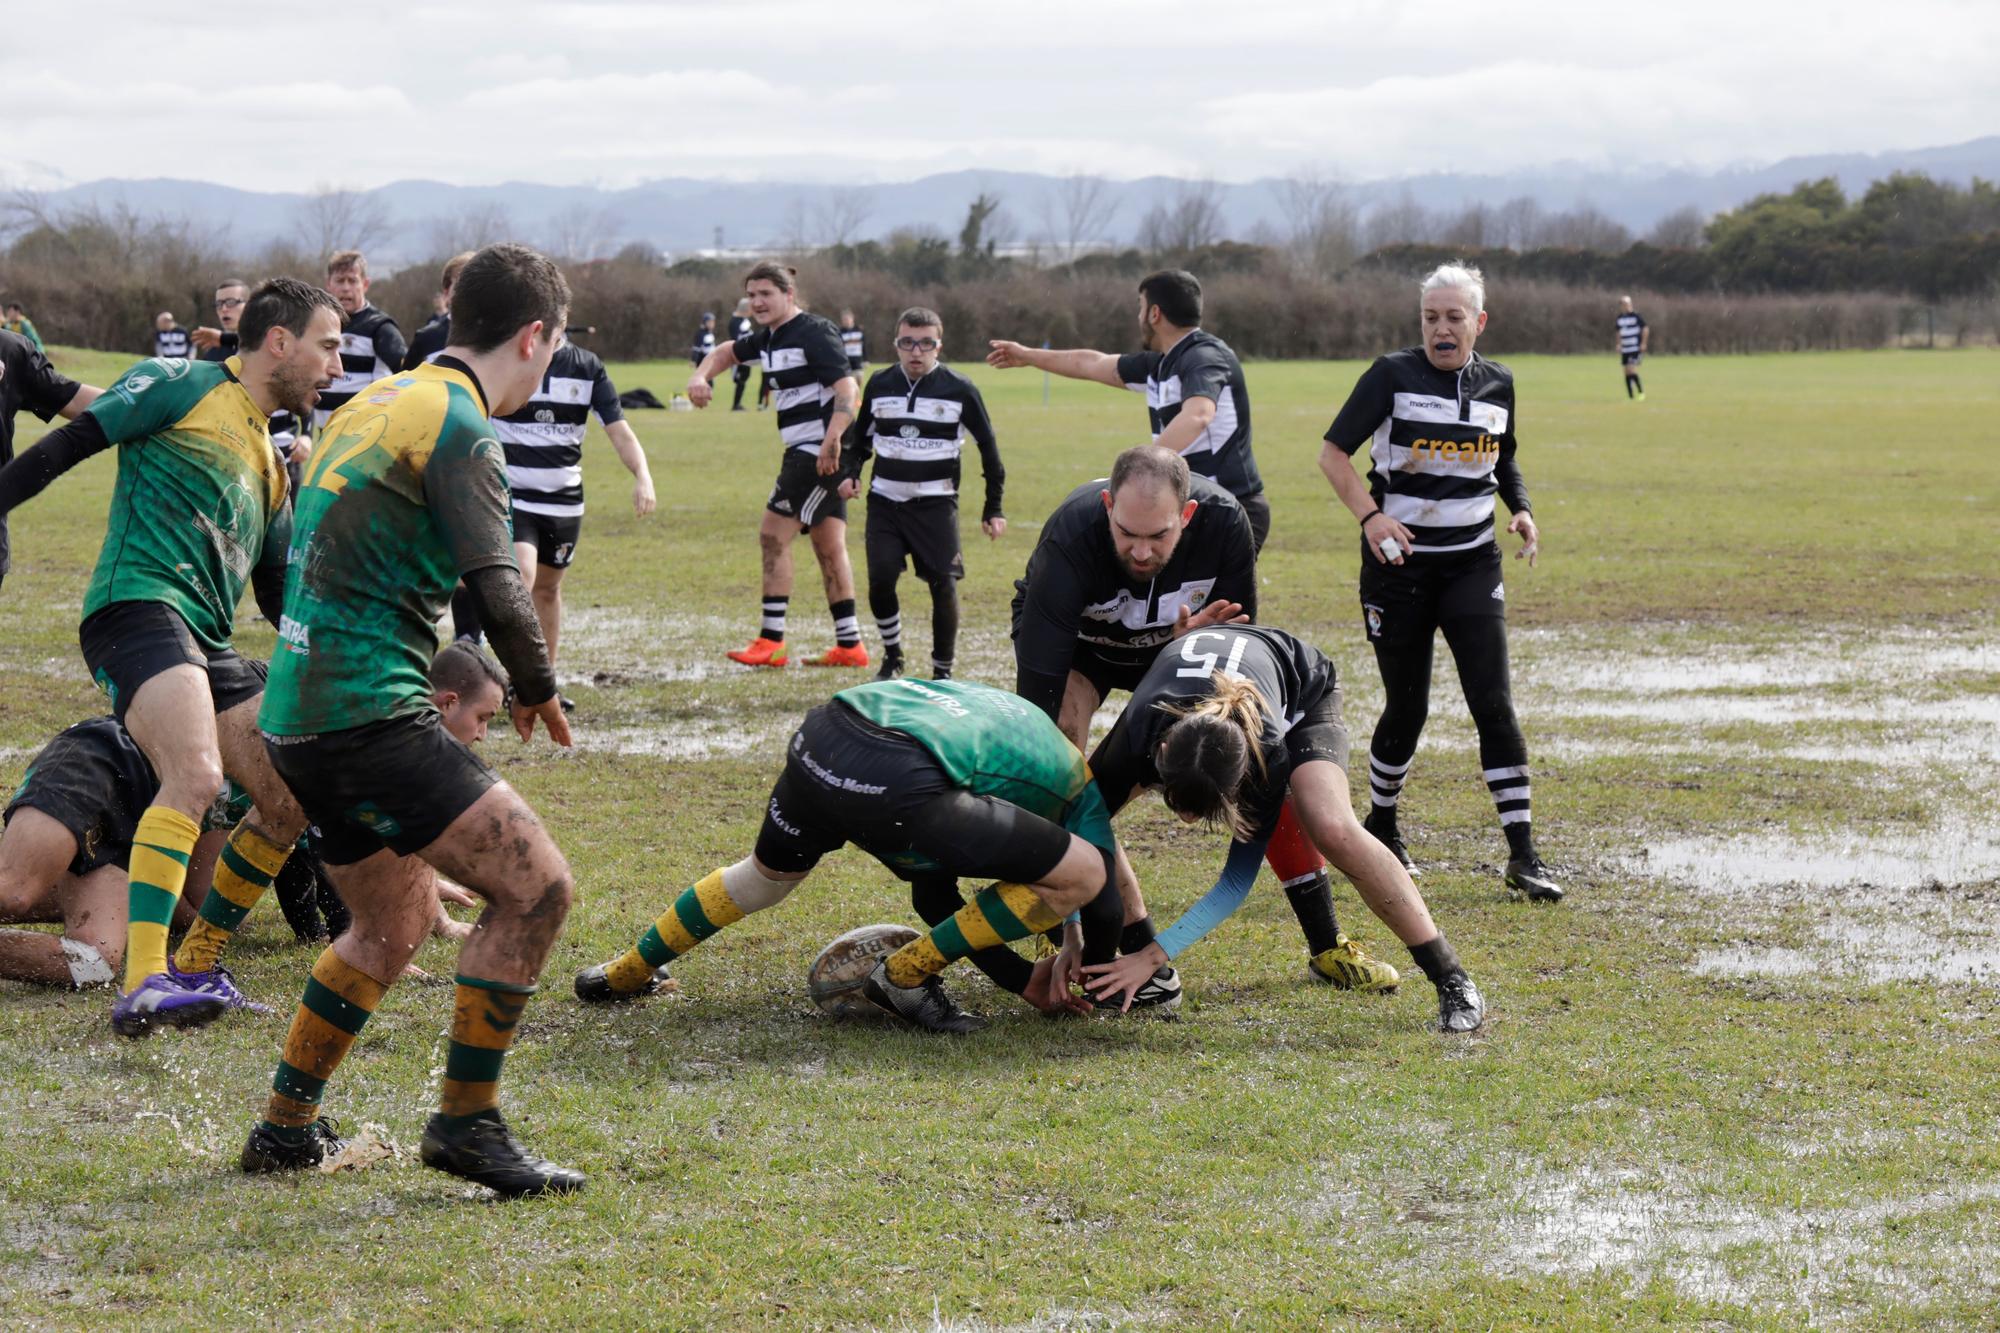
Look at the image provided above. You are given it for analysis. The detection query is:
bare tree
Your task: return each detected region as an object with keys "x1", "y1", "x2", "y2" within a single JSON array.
[
  {"x1": 295, "y1": 184, "x2": 395, "y2": 260},
  {"x1": 774, "y1": 195, "x2": 814, "y2": 252},
  {"x1": 1362, "y1": 189, "x2": 1434, "y2": 250},
  {"x1": 1538, "y1": 202, "x2": 1632, "y2": 251},
  {"x1": 424, "y1": 202, "x2": 515, "y2": 259},
  {"x1": 544, "y1": 203, "x2": 616, "y2": 262},
  {"x1": 1490, "y1": 196, "x2": 1545, "y2": 249},
  {"x1": 1137, "y1": 178, "x2": 1226, "y2": 255},
  {"x1": 818, "y1": 186, "x2": 875, "y2": 247},
  {"x1": 1646, "y1": 205, "x2": 1707, "y2": 249},
  {"x1": 1272, "y1": 169, "x2": 1359, "y2": 276},
  {"x1": 1440, "y1": 202, "x2": 1493, "y2": 249},
  {"x1": 1039, "y1": 172, "x2": 1120, "y2": 264}
]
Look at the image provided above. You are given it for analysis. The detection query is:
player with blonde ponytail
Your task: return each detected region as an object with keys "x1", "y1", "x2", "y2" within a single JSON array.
[{"x1": 1081, "y1": 624, "x2": 1485, "y2": 1032}]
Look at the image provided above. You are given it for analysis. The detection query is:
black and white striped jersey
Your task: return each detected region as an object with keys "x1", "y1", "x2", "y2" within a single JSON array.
[
  {"x1": 1115, "y1": 329, "x2": 1263, "y2": 501},
  {"x1": 692, "y1": 323, "x2": 716, "y2": 365},
  {"x1": 491, "y1": 342, "x2": 625, "y2": 519},
  {"x1": 1325, "y1": 349, "x2": 1530, "y2": 555},
  {"x1": 154, "y1": 328, "x2": 191, "y2": 359},
  {"x1": 314, "y1": 304, "x2": 407, "y2": 431},
  {"x1": 1616, "y1": 310, "x2": 1646, "y2": 354},
  {"x1": 733, "y1": 311, "x2": 852, "y2": 454},
  {"x1": 846, "y1": 364, "x2": 1004, "y2": 519},
  {"x1": 841, "y1": 326, "x2": 865, "y2": 371}
]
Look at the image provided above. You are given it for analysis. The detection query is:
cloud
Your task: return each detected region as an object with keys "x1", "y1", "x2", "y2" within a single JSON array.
[{"x1": 2, "y1": 0, "x2": 1994, "y2": 191}]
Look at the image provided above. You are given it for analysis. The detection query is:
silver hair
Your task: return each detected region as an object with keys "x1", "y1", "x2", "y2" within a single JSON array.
[{"x1": 1420, "y1": 263, "x2": 1486, "y2": 314}]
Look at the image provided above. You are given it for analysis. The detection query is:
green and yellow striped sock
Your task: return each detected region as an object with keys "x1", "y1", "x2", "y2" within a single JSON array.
[
  {"x1": 124, "y1": 806, "x2": 201, "y2": 993},
  {"x1": 601, "y1": 869, "x2": 744, "y2": 993},
  {"x1": 884, "y1": 882, "x2": 1062, "y2": 989},
  {"x1": 264, "y1": 949, "x2": 387, "y2": 1134},
  {"x1": 174, "y1": 819, "x2": 294, "y2": 974},
  {"x1": 439, "y1": 976, "x2": 537, "y2": 1129}
]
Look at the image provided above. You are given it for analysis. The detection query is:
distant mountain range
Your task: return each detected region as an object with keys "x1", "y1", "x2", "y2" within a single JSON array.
[{"x1": 6, "y1": 138, "x2": 1997, "y2": 271}]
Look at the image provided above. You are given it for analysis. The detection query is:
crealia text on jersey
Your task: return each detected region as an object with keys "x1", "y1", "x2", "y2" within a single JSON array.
[{"x1": 1406, "y1": 433, "x2": 1500, "y2": 465}]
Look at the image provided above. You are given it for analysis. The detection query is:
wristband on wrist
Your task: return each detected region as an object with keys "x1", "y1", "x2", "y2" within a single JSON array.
[{"x1": 1359, "y1": 508, "x2": 1382, "y2": 527}]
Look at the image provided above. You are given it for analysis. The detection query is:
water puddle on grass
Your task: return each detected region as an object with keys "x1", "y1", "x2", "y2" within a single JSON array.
[
  {"x1": 1518, "y1": 623, "x2": 2000, "y2": 774},
  {"x1": 1491, "y1": 1165, "x2": 2000, "y2": 1312},
  {"x1": 1631, "y1": 823, "x2": 2000, "y2": 984},
  {"x1": 570, "y1": 719, "x2": 786, "y2": 760}
]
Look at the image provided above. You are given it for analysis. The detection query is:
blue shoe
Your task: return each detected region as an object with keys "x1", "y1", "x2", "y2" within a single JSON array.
[
  {"x1": 111, "y1": 973, "x2": 229, "y2": 1037},
  {"x1": 169, "y1": 961, "x2": 273, "y2": 1014}
]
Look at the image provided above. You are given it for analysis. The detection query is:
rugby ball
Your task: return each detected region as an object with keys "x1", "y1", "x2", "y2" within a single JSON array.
[{"x1": 808, "y1": 923, "x2": 919, "y2": 1018}]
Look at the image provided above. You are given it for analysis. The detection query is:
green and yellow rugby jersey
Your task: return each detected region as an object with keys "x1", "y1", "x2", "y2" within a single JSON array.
[
  {"x1": 833, "y1": 678, "x2": 1115, "y2": 852},
  {"x1": 259, "y1": 359, "x2": 515, "y2": 736},
  {"x1": 81, "y1": 356, "x2": 288, "y2": 651}
]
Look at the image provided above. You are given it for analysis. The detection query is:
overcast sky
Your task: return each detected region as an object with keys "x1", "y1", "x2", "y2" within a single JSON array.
[{"x1": 5, "y1": 0, "x2": 1996, "y2": 191}]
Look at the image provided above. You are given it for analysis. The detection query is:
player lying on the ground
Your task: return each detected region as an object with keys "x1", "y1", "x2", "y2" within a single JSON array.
[
  {"x1": 0, "y1": 700, "x2": 476, "y2": 980},
  {"x1": 1078, "y1": 625, "x2": 1486, "y2": 1033},
  {"x1": 0, "y1": 279, "x2": 346, "y2": 1036},
  {"x1": 239, "y1": 245, "x2": 583, "y2": 1199},
  {"x1": 1012, "y1": 444, "x2": 1397, "y2": 997},
  {"x1": 177, "y1": 642, "x2": 510, "y2": 980},
  {"x1": 0, "y1": 718, "x2": 225, "y2": 988},
  {"x1": 576, "y1": 678, "x2": 1128, "y2": 1033}
]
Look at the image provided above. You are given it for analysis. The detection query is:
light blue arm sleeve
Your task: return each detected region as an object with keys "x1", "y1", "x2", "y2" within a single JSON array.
[{"x1": 1155, "y1": 836, "x2": 1270, "y2": 960}]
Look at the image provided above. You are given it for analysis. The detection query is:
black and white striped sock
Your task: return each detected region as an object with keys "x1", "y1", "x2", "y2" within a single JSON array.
[
  {"x1": 1369, "y1": 749, "x2": 1412, "y2": 816},
  {"x1": 829, "y1": 599, "x2": 860, "y2": 648},
  {"x1": 876, "y1": 612, "x2": 902, "y2": 650},
  {"x1": 759, "y1": 596, "x2": 788, "y2": 644},
  {"x1": 1484, "y1": 764, "x2": 1535, "y2": 856}
]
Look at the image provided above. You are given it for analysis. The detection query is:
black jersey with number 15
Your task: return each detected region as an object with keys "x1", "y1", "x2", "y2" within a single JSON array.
[{"x1": 1090, "y1": 624, "x2": 1334, "y2": 832}]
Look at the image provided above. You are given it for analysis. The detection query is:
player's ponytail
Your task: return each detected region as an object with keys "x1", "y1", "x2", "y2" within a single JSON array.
[{"x1": 1154, "y1": 674, "x2": 1270, "y2": 840}]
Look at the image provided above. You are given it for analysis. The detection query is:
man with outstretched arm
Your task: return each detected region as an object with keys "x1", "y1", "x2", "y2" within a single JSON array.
[
  {"x1": 0, "y1": 325, "x2": 100, "y2": 594},
  {"x1": 239, "y1": 243, "x2": 585, "y2": 1200},
  {"x1": 987, "y1": 269, "x2": 1269, "y2": 550},
  {"x1": 0, "y1": 278, "x2": 344, "y2": 1035}
]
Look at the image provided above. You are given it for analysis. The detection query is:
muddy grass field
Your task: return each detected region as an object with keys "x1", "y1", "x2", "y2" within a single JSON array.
[{"x1": 1, "y1": 346, "x2": 1995, "y2": 1329}]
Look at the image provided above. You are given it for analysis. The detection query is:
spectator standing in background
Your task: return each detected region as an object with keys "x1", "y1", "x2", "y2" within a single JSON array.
[
  {"x1": 4, "y1": 304, "x2": 44, "y2": 353},
  {"x1": 153, "y1": 312, "x2": 191, "y2": 359}
]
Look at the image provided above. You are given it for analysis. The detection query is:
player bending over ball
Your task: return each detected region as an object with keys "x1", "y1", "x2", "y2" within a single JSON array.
[
  {"x1": 239, "y1": 244, "x2": 582, "y2": 1199},
  {"x1": 0, "y1": 279, "x2": 345, "y2": 1035},
  {"x1": 577, "y1": 678, "x2": 1128, "y2": 1033},
  {"x1": 1013, "y1": 445, "x2": 1398, "y2": 1004},
  {"x1": 1080, "y1": 625, "x2": 1485, "y2": 1033}
]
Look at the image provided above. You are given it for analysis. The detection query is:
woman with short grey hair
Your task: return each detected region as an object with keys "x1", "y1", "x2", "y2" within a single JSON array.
[{"x1": 1315, "y1": 264, "x2": 1560, "y2": 903}]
